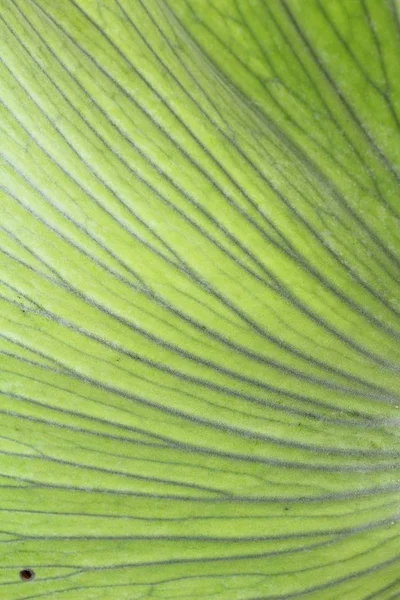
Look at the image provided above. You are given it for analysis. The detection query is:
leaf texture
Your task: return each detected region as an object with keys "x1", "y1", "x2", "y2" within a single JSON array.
[{"x1": 0, "y1": 0, "x2": 399, "y2": 598}]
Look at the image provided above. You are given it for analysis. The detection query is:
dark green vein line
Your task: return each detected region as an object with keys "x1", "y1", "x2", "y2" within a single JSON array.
[
  {"x1": 0, "y1": 450, "x2": 231, "y2": 496},
  {"x1": 2, "y1": 472, "x2": 398, "y2": 502},
  {"x1": 364, "y1": 575, "x2": 400, "y2": 599},
  {"x1": 5, "y1": 513, "x2": 399, "y2": 541},
  {"x1": 253, "y1": 553, "x2": 400, "y2": 599}
]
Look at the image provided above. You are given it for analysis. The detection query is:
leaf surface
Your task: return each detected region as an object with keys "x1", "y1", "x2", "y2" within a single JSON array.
[{"x1": 0, "y1": 0, "x2": 399, "y2": 598}]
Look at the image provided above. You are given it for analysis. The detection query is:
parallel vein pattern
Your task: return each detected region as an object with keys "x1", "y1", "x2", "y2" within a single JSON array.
[{"x1": 0, "y1": 0, "x2": 399, "y2": 598}]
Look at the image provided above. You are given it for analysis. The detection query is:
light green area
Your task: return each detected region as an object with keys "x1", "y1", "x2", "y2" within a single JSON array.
[{"x1": 0, "y1": 0, "x2": 399, "y2": 598}]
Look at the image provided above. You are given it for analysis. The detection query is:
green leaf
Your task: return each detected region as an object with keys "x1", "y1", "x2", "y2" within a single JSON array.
[{"x1": 0, "y1": 0, "x2": 399, "y2": 598}]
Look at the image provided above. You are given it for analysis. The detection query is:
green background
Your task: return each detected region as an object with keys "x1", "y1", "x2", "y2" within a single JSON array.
[{"x1": 0, "y1": 0, "x2": 399, "y2": 598}]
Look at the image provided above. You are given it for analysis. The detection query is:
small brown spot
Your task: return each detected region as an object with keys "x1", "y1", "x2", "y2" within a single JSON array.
[{"x1": 19, "y1": 569, "x2": 35, "y2": 582}]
